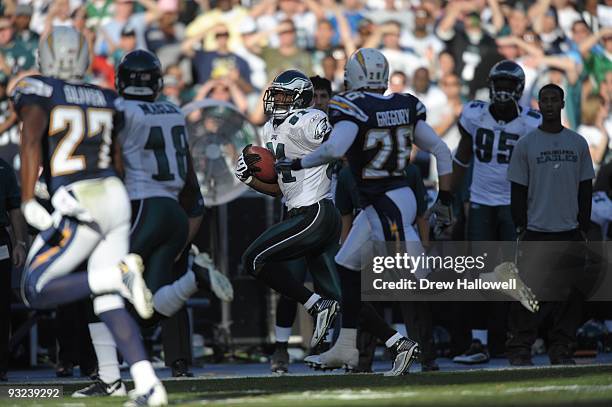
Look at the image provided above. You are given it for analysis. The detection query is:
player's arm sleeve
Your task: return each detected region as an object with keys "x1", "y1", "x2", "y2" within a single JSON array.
[
  {"x1": 334, "y1": 170, "x2": 354, "y2": 216},
  {"x1": 301, "y1": 120, "x2": 358, "y2": 169},
  {"x1": 179, "y1": 151, "x2": 205, "y2": 218},
  {"x1": 413, "y1": 120, "x2": 452, "y2": 176}
]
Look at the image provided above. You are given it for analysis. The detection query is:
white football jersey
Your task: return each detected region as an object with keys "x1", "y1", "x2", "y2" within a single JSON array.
[
  {"x1": 262, "y1": 108, "x2": 332, "y2": 210},
  {"x1": 117, "y1": 99, "x2": 189, "y2": 201},
  {"x1": 459, "y1": 100, "x2": 542, "y2": 206}
]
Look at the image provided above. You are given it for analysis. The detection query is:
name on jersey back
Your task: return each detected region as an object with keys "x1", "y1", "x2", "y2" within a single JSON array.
[
  {"x1": 64, "y1": 85, "x2": 106, "y2": 107},
  {"x1": 376, "y1": 108, "x2": 411, "y2": 127}
]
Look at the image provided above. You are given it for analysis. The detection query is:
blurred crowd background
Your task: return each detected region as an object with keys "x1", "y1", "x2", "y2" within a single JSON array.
[{"x1": 1, "y1": 0, "x2": 612, "y2": 177}]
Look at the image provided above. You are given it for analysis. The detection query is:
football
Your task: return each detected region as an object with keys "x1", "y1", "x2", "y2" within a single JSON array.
[{"x1": 245, "y1": 145, "x2": 278, "y2": 183}]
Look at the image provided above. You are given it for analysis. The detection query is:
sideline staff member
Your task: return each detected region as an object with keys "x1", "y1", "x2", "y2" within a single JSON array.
[
  {"x1": 506, "y1": 84, "x2": 594, "y2": 366},
  {"x1": 0, "y1": 158, "x2": 27, "y2": 381}
]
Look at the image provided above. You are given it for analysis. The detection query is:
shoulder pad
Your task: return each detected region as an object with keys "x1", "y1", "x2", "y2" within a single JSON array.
[
  {"x1": 298, "y1": 109, "x2": 332, "y2": 140},
  {"x1": 329, "y1": 94, "x2": 369, "y2": 122},
  {"x1": 462, "y1": 100, "x2": 488, "y2": 119},
  {"x1": 114, "y1": 96, "x2": 126, "y2": 112},
  {"x1": 11, "y1": 76, "x2": 53, "y2": 101},
  {"x1": 524, "y1": 108, "x2": 542, "y2": 123}
]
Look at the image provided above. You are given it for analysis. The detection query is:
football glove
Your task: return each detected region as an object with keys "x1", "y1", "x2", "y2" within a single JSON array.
[
  {"x1": 22, "y1": 199, "x2": 53, "y2": 231},
  {"x1": 431, "y1": 191, "x2": 454, "y2": 237},
  {"x1": 274, "y1": 157, "x2": 302, "y2": 173},
  {"x1": 235, "y1": 145, "x2": 261, "y2": 184}
]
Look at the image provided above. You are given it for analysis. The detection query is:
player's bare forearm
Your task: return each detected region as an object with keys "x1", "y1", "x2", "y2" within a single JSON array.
[
  {"x1": 340, "y1": 214, "x2": 353, "y2": 244},
  {"x1": 187, "y1": 214, "x2": 203, "y2": 244},
  {"x1": 18, "y1": 105, "x2": 47, "y2": 202},
  {"x1": 416, "y1": 216, "x2": 430, "y2": 248},
  {"x1": 247, "y1": 177, "x2": 282, "y2": 197},
  {"x1": 438, "y1": 173, "x2": 451, "y2": 193}
]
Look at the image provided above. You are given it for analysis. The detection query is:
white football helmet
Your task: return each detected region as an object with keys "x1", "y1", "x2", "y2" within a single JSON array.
[
  {"x1": 38, "y1": 27, "x2": 89, "y2": 81},
  {"x1": 344, "y1": 48, "x2": 389, "y2": 91}
]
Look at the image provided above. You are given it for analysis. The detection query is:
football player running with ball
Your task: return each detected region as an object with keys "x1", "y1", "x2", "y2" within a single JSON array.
[
  {"x1": 235, "y1": 70, "x2": 341, "y2": 350},
  {"x1": 12, "y1": 28, "x2": 166, "y2": 405},
  {"x1": 276, "y1": 48, "x2": 454, "y2": 375}
]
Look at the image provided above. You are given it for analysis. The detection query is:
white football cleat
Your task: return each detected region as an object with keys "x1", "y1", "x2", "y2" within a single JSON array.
[
  {"x1": 304, "y1": 342, "x2": 359, "y2": 372},
  {"x1": 124, "y1": 382, "x2": 167, "y2": 407},
  {"x1": 120, "y1": 254, "x2": 154, "y2": 319},
  {"x1": 481, "y1": 261, "x2": 539, "y2": 313},
  {"x1": 192, "y1": 252, "x2": 234, "y2": 302}
]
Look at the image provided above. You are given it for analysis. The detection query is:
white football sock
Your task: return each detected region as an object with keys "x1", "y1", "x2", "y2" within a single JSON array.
[
  {"x1": 88, "y1": 322, "x2": 120, "y2": 384},
  {"x1": 153, "y1": 270, "x2": 198, "y2": 317},
  {"x1": 335, "y1": 328, "x2": 357, "y2": 348},
  {"x1": 472, "y1": 329, "x2": 488, "y2": 345},
  {"x1": 274, "y1": 326, "x2": 292, "y2": 343},
  {"x1": 88, "y1": 266, "x2": 123, "y2": 295},
  {"x1": 303, "y1": 293, "x2": 321, "y2": 311},
  {"x1": 130, "y1": 360, "x2": 158, "y2": 393},
  {"x1": 385, "y1": 332, "x2": 402, "y2": 348}
]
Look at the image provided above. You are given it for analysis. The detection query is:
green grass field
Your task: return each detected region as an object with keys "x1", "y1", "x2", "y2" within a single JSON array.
[{"x1": 2, "y1": 365, "x2": 612, "y2": 406}]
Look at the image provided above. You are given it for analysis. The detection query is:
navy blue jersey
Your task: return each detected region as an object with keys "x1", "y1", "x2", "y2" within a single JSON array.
[
  {"x1": 328, "y1": 91, "x2": 426, "y2": 206},
  {"x1": 11, "y1": 75, "x2": 121, "y2": 194}
]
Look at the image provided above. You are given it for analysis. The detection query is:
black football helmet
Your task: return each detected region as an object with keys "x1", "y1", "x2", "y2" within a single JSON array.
[
  {"x1": 488, "y1": 60, "x2": 525, "y2": 104},
  {"x1": 116, "y1": 49, "x2": 163, "y2": 102},
  {"x1": 263, "y1": 70, "x2": 314, "y2": 120}
]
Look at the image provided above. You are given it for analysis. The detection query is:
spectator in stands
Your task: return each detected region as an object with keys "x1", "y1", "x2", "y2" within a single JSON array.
[
  {"x1": 502, "y1": 1, "x2": 530, "y2": 39},
  {"x1": 387, "y1": 71, "x2": 408, "y2": 94},
  {"x1": 0, "y1": 15, "x2": 36, "y2": 75},
  {"x1": 530, "y1": 6, "x2": 571, "y2": 55},
  {"x1": 436, "y1": 1, "x2": 498, "y2": 98},
  {"x1": 252, "y1": 0, "x2": 322, "y2": 49},
  {"x1": 310, "y1": 75, "x2": 332, "y2": 113},
  {"x1": 145, "y1": 0, "x2": 184, "y2": 54},
  {"x1": 400, "y1": 5, "x2": 443, "y2": 72},
  {"x1": 580, "y1": 26, "x2": 612, "y2": 92},
  {"x1": 410, "y1": 67, "x2": 448, "y2": 131},
  {"x1": 327, "y1": 0, "x2": 365, "y2": 45},
  {"x1": 365, "y1": 21, "x2": 424, "y2": 81},
  {"x1": 13, "y1": 4, "x2": 38, "y2": 54},
  {"x1": 96, "y1": 0, "x2": 159, "y2": 56},
  {"x1": 436, "y1": 73, "x2": 464, "y2": 152},
  {"x1": 107, "y1": 26, "x2": 138, "y2": 67},
  {"x1": 260, "y1": 19, "x2": 312, "y2": 81},
  {"x1": 578, "y1": 94, "x2": 609, "y2": 169},
  {"x1": 187, "y1": 23, "x2": 253, "y2": 95},
  {"x1": 0, "y1": 158, "x2": 27, "y2": 382},
  {"x1": 233, "y1": 18, "x2": 268, "y2": 93},
  {"x1": 184, "y1": 0, "x2": 249, "y2": 53},
  {"x1": 193, "y1": 78, "x2": 248, "y2": 114},
  {"x1": 309, "y1": 19, "x2": 336, "y2": 78}
]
